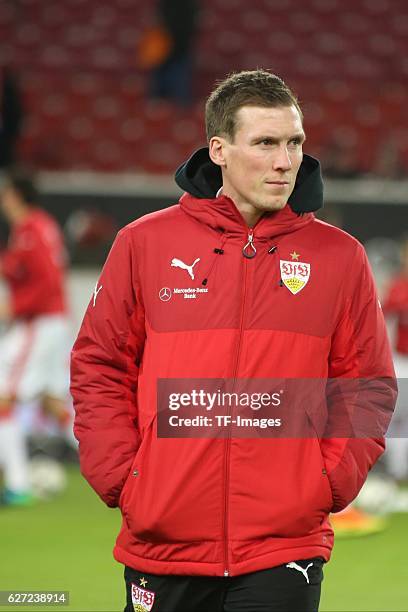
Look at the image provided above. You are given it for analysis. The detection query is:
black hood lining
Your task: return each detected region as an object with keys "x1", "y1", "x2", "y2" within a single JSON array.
[{"x1": 175, "y1": 147, "x2": 324, "y2": 213}]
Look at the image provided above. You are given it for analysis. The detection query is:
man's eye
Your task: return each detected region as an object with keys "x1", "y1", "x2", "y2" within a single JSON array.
[{"x1": 289, "y1": 139, "x2": 302, "y2": 146}]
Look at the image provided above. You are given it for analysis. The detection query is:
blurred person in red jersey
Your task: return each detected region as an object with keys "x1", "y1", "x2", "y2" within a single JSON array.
[
  {"x1": 0, "y1": 170, "x2": 72, "y2": 505},
  {"x1": 383, "y1": 236, "x2": 408, "y2": 358},
  {"x1": 383, "y1": 236, "x2": 408, "y2": 482}
]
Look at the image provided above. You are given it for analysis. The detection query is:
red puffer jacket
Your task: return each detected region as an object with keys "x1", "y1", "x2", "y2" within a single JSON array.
[{"x1": 71, "y1": 151, "x2": 396, "y2": 577}]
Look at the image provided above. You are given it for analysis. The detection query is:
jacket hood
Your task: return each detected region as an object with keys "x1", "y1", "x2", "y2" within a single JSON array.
[{"x1": 175, "y1": 147, "x2": 324, "y2": 214}]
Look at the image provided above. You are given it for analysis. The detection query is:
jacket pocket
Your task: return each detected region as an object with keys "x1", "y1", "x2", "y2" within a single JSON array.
[
  {"x1": 118, "y1": 417, "x2": 155, "y2": 511},
  {"x1": 229, "y1": 437, "x2": 334, "y2": 541},
  {"x1": 119, "y1": 434, "x2": 224, "y2": 543},
  {"x1": 316, "y1": 438, "x2": 334, "y2": 513}
]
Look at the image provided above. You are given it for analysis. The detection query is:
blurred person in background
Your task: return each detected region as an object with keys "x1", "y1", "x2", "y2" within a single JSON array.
[
  {"x1": 139, "y1": 0, "x2": 199, "y2": 107},
  {"x1": 71, "y1": 70, "x2": 396, "y2": 612},
  {"x1": 383, "y1": 235, "x2": 408, "y2": 482},
  {"x1": 0, "y1": 65, "x2": 23, "y2": 169},
  {"x1": 0, "y1": 170, "x2": 72, "y2": 505}
]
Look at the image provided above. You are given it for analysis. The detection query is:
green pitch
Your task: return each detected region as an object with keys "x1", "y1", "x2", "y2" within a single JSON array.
[{"x1": 0, "y1": 467, "x2": 406, "y2": 611}]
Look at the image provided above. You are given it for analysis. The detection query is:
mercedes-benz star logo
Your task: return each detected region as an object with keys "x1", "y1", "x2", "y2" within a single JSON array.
[{"x1": 159, "y1": 287, "x2": 172, "y2": 302}]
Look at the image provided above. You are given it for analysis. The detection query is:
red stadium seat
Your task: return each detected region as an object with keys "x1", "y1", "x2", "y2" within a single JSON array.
[{"x1": 5, "y1": 0, "x2": 406, "y2": 173}]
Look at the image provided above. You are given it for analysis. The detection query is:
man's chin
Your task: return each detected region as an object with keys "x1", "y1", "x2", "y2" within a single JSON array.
[{"x1": 257, "y1": 198, "x2": 288, "y2": 212}]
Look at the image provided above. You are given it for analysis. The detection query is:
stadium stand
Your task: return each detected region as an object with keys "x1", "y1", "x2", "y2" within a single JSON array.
[{"x1": 1, "y1": 0, "x2": 407, "y2": 174}]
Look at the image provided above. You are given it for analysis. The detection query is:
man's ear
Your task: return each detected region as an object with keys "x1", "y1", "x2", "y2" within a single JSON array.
[{"x1": 209, "y1": 136, "x2": 227, "y2": 167}]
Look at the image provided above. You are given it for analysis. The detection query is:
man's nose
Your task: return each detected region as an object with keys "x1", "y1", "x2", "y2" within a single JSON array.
[{"x1": 273, "y1": 146, "x2": 292, "y2": 171}]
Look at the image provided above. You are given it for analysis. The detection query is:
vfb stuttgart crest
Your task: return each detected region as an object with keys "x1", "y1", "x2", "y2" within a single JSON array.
[
  {"x1": 131, "y1": 583, "x2": 156, "y2": 611},
  {"x1": 280, "y1": 260, "x2": 311, "y2": 294}
]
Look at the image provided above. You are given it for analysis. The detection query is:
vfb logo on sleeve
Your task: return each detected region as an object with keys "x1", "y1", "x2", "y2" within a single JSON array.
[
  {"x1": 280, "y1": 256, "x2": 311, "y2": 294},
  {"x1": 131, "y1": 583, "x2": 156, "y2": 611}
]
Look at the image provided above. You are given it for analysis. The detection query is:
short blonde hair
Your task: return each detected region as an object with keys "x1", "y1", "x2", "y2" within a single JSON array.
[{"x1": 205, "y1": 69, "x2": 303, "y2": 142}]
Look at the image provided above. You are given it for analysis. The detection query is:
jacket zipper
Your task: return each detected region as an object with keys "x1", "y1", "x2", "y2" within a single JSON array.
[
  {"x1": 222, "y1": 228, "x2": 253, "y2": 577},
  {"x1": 243, "y1": 228, "x2": 256, "y2": 258}
]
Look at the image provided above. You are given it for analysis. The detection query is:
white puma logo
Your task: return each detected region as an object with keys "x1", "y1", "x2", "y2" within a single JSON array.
[
  {"x1": 171, "y1": 257, "x2": 200, "y2": 280},
  {"x1": 286, "y1": 561, "x2": 314, "y2": 584},
  {"x1": 93, "y1": 282, "x2": 103, "y2": 307}
]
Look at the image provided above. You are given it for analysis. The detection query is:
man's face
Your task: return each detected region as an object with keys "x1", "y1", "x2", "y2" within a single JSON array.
[{"x1": 211, "y1": 105, "x2": 305, "y2": 217}]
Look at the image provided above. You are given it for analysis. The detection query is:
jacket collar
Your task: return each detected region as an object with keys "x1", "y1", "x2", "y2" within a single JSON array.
[{"x1": 179, "y1": 192, "x2": 314, "y2": 240}]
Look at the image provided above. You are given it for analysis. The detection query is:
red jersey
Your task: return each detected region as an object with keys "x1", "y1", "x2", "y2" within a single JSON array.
[
  {"x1": 1, "y1": 208, "x2": 67, "y2": 318},
  {"x1": 383, "y1": 275, "x2": 408, "y2": 355}
]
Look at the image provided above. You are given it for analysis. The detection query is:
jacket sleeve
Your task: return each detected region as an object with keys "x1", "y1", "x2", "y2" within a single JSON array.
[
  {"x1": 70, "y1": 228, "x2": 145, "y2": 507},
  {"x1": 321, "y1": 242, "x2": 397, "y2": 513}
]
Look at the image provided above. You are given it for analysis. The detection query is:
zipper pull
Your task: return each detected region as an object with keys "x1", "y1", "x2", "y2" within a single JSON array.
[
  {"x1": 243, "y1": 230, "x2": 257, "y2": 259},
  {"x1": 224, "y1": 569, "x2": 229, "y2": 577}
]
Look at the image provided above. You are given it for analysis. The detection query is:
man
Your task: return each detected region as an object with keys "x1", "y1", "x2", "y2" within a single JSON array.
[
  {"x1": 0, "y1": 170, "x2": 71, "y2": 505},
  {"x1": 71, "y1": 70, "x2": 396, "y2": 611},
  {"x1": 149, "y1": 0, "x2": 199, "y2": 106},
  {"x1": 383, "y1": 236, "x2": 408, "y2": 481}
]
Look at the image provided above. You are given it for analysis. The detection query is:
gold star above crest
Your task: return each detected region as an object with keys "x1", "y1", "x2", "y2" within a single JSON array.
[
  {"x1": 139, "y1": 577, "x2": 147, "y2": 587},
  {"x1": 290, "y1": 251, "x2": 300, "y2": 261}
]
